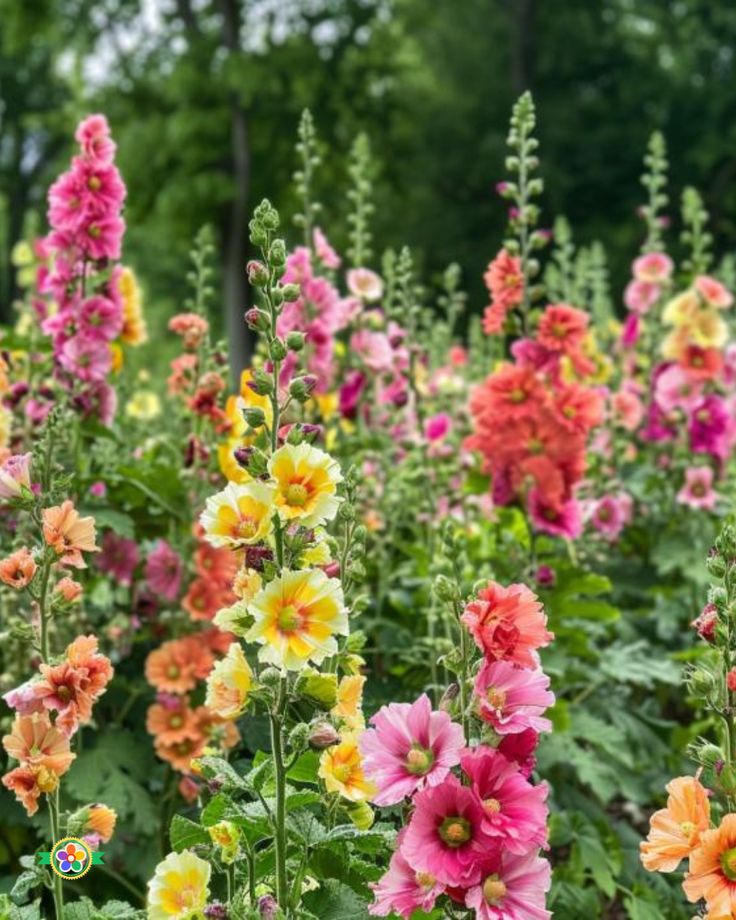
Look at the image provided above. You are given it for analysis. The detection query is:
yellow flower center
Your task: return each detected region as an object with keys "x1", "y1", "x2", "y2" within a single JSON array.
[
  {"x1": 484, "y1": 797, "x2": 502, "y2": 814},
  {"x1": 486, "y1": 687, "x2": 507, "y2": 709},
  {"x1": 405, "y1": 745, "x2": 435, "y2": 776},
  {"x1": 170, "y1": 715, "x2": 183, "y2": 729},
  {"x1": 509, "y1": 388, "x2": 526, "y2": 404},
  {"x1": 88, "y1": 224, "x2": 101, "y2": 239},
  {"x1": 57, "y1": 685, "x2": 72, "y2": 702},
  {"x1": 721, "y1": 847, "x2": 736, "y2": 881},
  {"x1": 236, "y1": 516, "x2": 258, "y2": 539},
  {"x1": 439, "y1": 816, "x2": 471, "y2": 847},
  {"x1": 36, "y1": 766, "x2": 59, "y2": 794},
  {"x1": 167, "y1": 665, "x2": 180, "y2": 679},
  {"x1": 551, "y1": 322, "x2": 566, "y2": 338},
  {"x1": 563, "y1": 405, "x2": 576, "y2": 419},
  {"x1": 285, "y1": 483, "x2": 309, "y2": 507},
  {"x1": 680, "y1": 821, "x2": 696, "y2": 838},
  {"x1": 87, "y1": 175, "x2": 102, "y2": 191},
  {"x1": 415, "y1": 871, "x2": 436, "y2": 889},
  {"x1": 277, "y1": 604, "x2": 301, "y2": 632},
  {"x1": 332, "y1": 761, "x2": 354, "y2": 784},
  {"x1": 483, "y1": 874, "x2": 507, "y2": 905}
]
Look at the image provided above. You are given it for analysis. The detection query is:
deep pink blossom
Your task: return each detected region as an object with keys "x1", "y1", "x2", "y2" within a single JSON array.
[
  {"x1": 369, "y1": 830, "x2": 444, "y2": 917},
  {"x1": 474, "y1": 660, "x2": 554, "y2": 736},
  {"x1": 464, "y1": 849, "x2": 552, "y2": 920},
  {"x1": 96, "y1": 532, "x2": 139, "y2": 586},
  {"x1": 145, "y1": 540, "x2": 183, "y2": 601},
  {"x1": 528, "y1": 490, "x2": 583, "y2": 540}
]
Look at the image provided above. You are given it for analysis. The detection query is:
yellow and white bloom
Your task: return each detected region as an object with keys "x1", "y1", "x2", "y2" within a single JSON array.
[
  {"x1": 147, "y1": 849, "x2": 210, "y2": 920},
  {"x1": 205, "y1": 642, "x2": 253, "y2": 719},
  {"x1": 246, "y1": 568, "x2": 347, "y2": 670},
  {"x1": 319, "y1": 732, "x2": 376, "y2": 802},
  {"x1": 300, "y1": 528, "x2": 333, "y2": 567},
  {"x1": 332, "y1": 674, "x2": 366, "y2": 731},
  {"x1": 218, "y1": 369, "x2": 274, "y2": 484},
  {"x1": 269, "y1": 443, "x2": 342, "y2": 528},
  {"x1": 200, "y1": 480, "x2": 275, "y2": 548}
]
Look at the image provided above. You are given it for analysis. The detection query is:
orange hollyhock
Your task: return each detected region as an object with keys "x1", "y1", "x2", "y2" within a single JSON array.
[
  {"x1": 683, "y1": 813, "x2": 736, "y2": 917},
  {"x1": 145, "y1": 637, "x2": 214, "y2": 694},
  {"x1": 183, "y1": 577, "x2": 223, "y2": 622},
  {"x1": 154, "y1": 733, "x2": 206, "y2": 772},
  {"x1": 641, "y1": 776, "x2": 710, "y2": 873},
  {"x1": 2, "y1": 713, "x2": 75, "y2": 814},
  {"x1": 146, "y1": 697, "x2": 200, "y2": 744},
  {"x1": 86, "y1": 803, "x2": 117, "y2": 842},
  {"x1": 42, "y1": 500, "x2": 98, "y2": 568},
  {"x1": 195, "y1": 543, "x2": 238, "y2": 586},
  {"x1": 0, "y1": 547, "x2": 37, "y2": 588}
]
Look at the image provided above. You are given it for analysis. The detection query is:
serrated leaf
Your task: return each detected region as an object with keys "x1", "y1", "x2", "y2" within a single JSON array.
[
  {"x1": 169, "y1": 815, "x2": 210, "y2": 852},
  {"x1": 200, "y1": 794, "x2": 228, "y2": 827},
  {"x1": 302, "y1": 880, "x2": 370, "y2": 919}
]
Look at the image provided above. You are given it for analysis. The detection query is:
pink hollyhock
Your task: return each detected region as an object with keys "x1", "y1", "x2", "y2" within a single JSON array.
[
  {"x1": 96, "y1": 532, "x2": 139, "y2": 586},
  {"x1": 360, "y1": 693, "x2": 464, "y2": 806},
  {"x1": 350, "y1": 329, "x2": 395, "y2": 373},
  {"x1": 369, "y1": 830, "x2": 444, "y2": 918},
  {"x1": 474, "y1": 660, "x2": 554, "y2": 736},
  {"x1": 339, "y1": 370, "x2": 366, "y2": 420},
  {"x1": 654, "y1": 364, "x2": 702, "y2": 414},
  {"x1": 632, "y1": 251, "x2": 673, "y2": 284},
  {"x1": 0, "y1": 453, "x2": 32, "y2": 499},
  {"x1": 461, "y1": 580, "x2": 553, "y2": 667},
  {"x1": 465, "y1": 849, "x2": 552, "y2": 920},
  {"x1": 347, "y1": 267, "x2": 384, "y2": 302},
  {"x1": 588, "y1": 495, "x2": 628, "y2": 540},
  {"x1": 313, "y1": 227, "x2": 341, "y2": 269},
  {"x1": 424, "y1": 412, "x2": 452, "y2": 442},
  {"x1": 80, "y1": 210, "x2": 125, "y2": 261},
  {"x1": 145, "y1": 540, "x2": 183, "y2": 602},
  {"x1": 75, "y1": 114, "x2": 116, "y2": 165},
  {"x1": 689, "y1": 394, "x2": 730, "y2": 459},
  {"x1": 498, "y1": 729, "x2": 540, "y2": 778},
  {"x1": 620, "y1": 313, "x2": 640, "y2": 349},
  {"x1": 460, "y1": 747, "x2": 548, "y2": 853},
  {"x1": 400, "y1": 774, "x2": 496, "y2": 887},
  {"x1": 677, "y1": 466, "x2": 718, "y2": 511},
  {"x1": 78, "y1": 295, "x2": 123, "y2": 341},
  {"x1": 528, "y1": 490, "x2": 583, "y2": 540},
  {"x1": 3, "y1": 679, "x2": 44, "y2": 715},
  {"x1": 611, "y1": 390, "x2": 644, "y2": 431},
  {"x1": 624, "y1": 280, "x2": 660, "y2": 314},
  {"x1": 692, "y1": 602, "x2": 718, "y2": 643},
  {"x1": 58, "y1": 333, "x2": 112, "y2": 382},
  {"x1": 695, "y1": 274, "x2": 733, "y2": 309}
]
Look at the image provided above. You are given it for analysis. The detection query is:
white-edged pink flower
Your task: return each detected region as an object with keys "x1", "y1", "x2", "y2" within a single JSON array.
[
  {"x1": 3, "y1": 679, "x2": 44, "y2": 716},
  {"x1": 369, "y1": 829, "x2": 444, "y2": 917},
  {"x1": 0, "y1": 453, "x2": 32, "y2": 499},
  {"x1": 677, "y1": 466, "x2": 718, "y2": 511},
  {"x1": 359, "y1": 693, "x2": 464, "y2": 806},
  {"x1": 695, "y1": 274, "x2": 733, "y2": 309},
  {"x1": 632, "y1": 251, "x2": 673, "y2": 284},
  {"x1": 347, "y1": 267, "x2": 384, "y2": 302},
  {"x1": 624, "y1": 280, "x2": 660, "y2": 314},
  {"x1": 654, "y1": 364, "x2": 703, "y2": 415},
  {"x1": 588, "y1": 494, "x2": 629, "y2": 541},
  {"x1": 474, "y1": 660, "x2": 554, "y2": 736},
  {"x1": 464, "y1": 848, "x2": 552, "y2": 920}
]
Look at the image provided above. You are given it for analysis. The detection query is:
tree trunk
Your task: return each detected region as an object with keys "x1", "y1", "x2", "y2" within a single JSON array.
[{"x1": 218, "y1": 0, "x2": 252, "y2": 379}]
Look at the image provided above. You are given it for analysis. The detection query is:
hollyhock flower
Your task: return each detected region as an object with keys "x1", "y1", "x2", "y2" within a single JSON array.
[
  {"x1": 360, "y1": 693, "x2": 464, "y2": 806},
  {"x1": 58, "y1": 333, "x2": 112, "y2": 382},
  {"x1": 3, "y1": 712, "x2": 75, "y2": 777},
  {"x1": 588, "y1": 495, "x2": 628, "y2": 540},
  {"x1": 641, "y1": 776, "x2": 710, "y2": 873},
  {"x1": 695, "y1": 274, "x2": 733, "y2": 309},
  {"x1": 461, "y1": 747, "x2": 548, "y2": 853},
  {"x1": 145, "y1": 637, "x2": 214, "y2": 694},
  {"x1": 96, "y1": 531, "x2": 139, "y2": 586},
  {"x1": 677, "y1": 466, "x2": 718, "y2": 511},
  {"x1": 528, "y1": 490, "x2": 583, "y2": 540},
  {"x1": 471, "y1": 364, "x2": 544, "y2": 422},
  {"x1": 536, "y1": 303, "x2": 589, "y2": 354},
  {"x1": 246, "y1": 568, "x2": 347, "y2": 670},
  {"x1": 483, "y1": 249, "x2": 524, "y2": 312},
  {"x1": 184, "y1": 577, "x2": 226, "y2": 623},
  {"x1": 611, "y1": 390, "x2": 644, "y2": 431},
  {"x1": 350, "y1": 329, "x2": 395, "y2": 373},
  {"x1": 624, "y1": 280, "x2": 660, "y2": 314},
  {"x1": 154, "y1": 733, "x2": 207, "y2": 773},
  {"x1": 145, "y1": 540, "x2": 183, "y2": 601},
  {"x1": 79, "y1": 210, "x2": 125, "y2": 261},
  {"x1": 205, "y1": 643, "x2": 253, "y2": 720},
  {"x1": 633, "y1": 251, "x2": 673, "y2": 284},
  {"x1": 483, "y1": 301, "x2": 509, "y2": 335},
  {"x1": 424, "y1": 412, "x2": 453, "y2": 442},
  {"x1": 200, "y1": 481, "x2": 275, "y2": 548},
  {"x1": 554, "y1": 384, "x2": 604, "y2": 435},
  {"x1": 78, "y1": 295, "x2": 123, "y2": 341},
  {"x1": 319, "y1": 733, "x2": 377, "y2": 802},
  {"x1": 332, "y1": 674, "x2": 366, "y2": 731},
  {"x1": 465, "y1": 849, "x2": 551, "y2": 920},
  {"x1": 369, "y1": 831, "x2": 445, "y2": 918},
  {"x1": 620, "y1": 312, "x2": 640, "y2": 350},
  {"x1": 340, "y1": 370, "x2": 366, "y2": 419},
  {"x1": 474, "y1": 660, "x2": 554, "y2": 735},
  {"x1": 347, "y1": 268, "x2": 384, "y2": 302},
  {"x1": 0, "y1": 452, "x2": 32, "y2": 499},
  {"x1": 498, "y1": 729, "x2": 539, "y2": 778},
  {"x1": 680, "y1": 344, "x2": 723, "y2": 381},
  {"x1": 400, "y1": 774, "x2": 496, "y2": 887},
  {"x1": 692, "y1": 603, "x2": 718, "y2": 643},
  {"x1": 269, "y1": 442, "x2": 342, "y2": 528},
  {"x1": 3, "y1": 680, "x2": 43, "y2": 716},
  {"x1": 75, "y1": 114, "x2": 116, "y2": 165},
  {"x1": 195, "y1": 541, "x2": 239, "y2": 585},
  {"x1": 169, "y1": 312, "x2": 209, "y2": 350},
  {"x1": 654, "y1": 364, "x2": 703, "y2": 414},
  {"x1": 689, "y1": 395, "x2": 730, "y2": 459},
  {"x1": 683, "y1": 813, "x2": 736, "y2": 916},
  {"x1": 461, "y1": 581, "x2": 552, "y2": 667},
  {"x1": 83, "y1": 804, "x2": 117, "y2": 843},
  {"x1": 0, "y1": 547, "x2": 37, "y2": 588},
  {"x1": 146, "y1": 697, "x2": 199, "y2": 745},
  {"x1": 313, "y1": 227, "x2": 341, "y2": 269},
  {"x1": 147, "y1": 850, "x2": 211, "y2": 920}
]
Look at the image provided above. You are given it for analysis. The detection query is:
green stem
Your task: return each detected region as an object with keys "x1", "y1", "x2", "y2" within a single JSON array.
[
  {"x1": 269, "y1": 678, "x2": 289, "y2": 912},
  {"x1": 48, "y1": 790, "x2": 63, "y2": 919}
]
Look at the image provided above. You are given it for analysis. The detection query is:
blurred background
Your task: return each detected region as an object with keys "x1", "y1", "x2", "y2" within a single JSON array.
[{"x1": 3, "y1": 0, "x2": 736, "y2": 359}]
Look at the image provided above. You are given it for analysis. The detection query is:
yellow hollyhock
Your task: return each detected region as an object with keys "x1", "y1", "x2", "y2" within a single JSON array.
[
  {"x1": 246, "y1": 568, "x2": 347, "y2": 670},
  {"x1": 662, "y1": 289, "x2": 699, "y2": 326},
  {"x1": 269, "y1": 442, "x2": 342, "y2": 528},
  {"x1": 319, "y1": 733, "x2": 376, "y2": 802},
  {"x1": 218, "y1": 369, "x2": 274, "y2": 484},
  {"x1": 200, "y1": 480, "x2": 275, "y2": 548},
  {"x1": 117, "y1": 267, "x2": 148, "y2": 346},
  {"x1": 147, "y1": 849, "x2": 211, "y2": 920},
  {"x1": 205, "y1": 643, "x2": 253, "y2": 719},
  {"x1": 332, "y1": 674, "x2": 366, "y2": 731}
]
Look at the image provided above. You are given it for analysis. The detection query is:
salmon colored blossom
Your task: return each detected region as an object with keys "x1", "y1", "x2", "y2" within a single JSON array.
[
  {"x1": 683, "y1": 813, "x2": 736, "y2": 917},
  {"x1": 55, "y1": 576, "x2": 83, "y2": 602},
  {"x1": 145, "y1": 637, "x2": 215, "y2": 694},
  {"x1": 42, "y1": 500, "x2": 99, "y2": 568},
  {"x1": 0, "y1": 547, "x2": 37, "y2": 588},
  {"x1": 641, "y1": 775, "x2": 710, "y2": 873}
]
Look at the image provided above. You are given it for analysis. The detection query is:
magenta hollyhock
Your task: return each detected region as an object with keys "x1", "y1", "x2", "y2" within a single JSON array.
[
  {"x1": 369, "y1": 830, "x2": 444, "y2": 918},
  {"x1": 145, "y1": 540, "x2": 183, "y2": 602},
  {"x1": 360, "y1": 693, "x2": 464, "y2": 806},
  {"x1": 460, "y1": 747, "x2": 548, "y2": 854},
  {"x1": 464, "y1": 849, "x2": 552, "y2": 920},
  {"x1": 498, "y1": 729, "x2": 540, "y2": 779},
  {"x1": 96, "y1": 532, "x2": 139, "y2": 586},
  {"x1": 688, "y1": 395, "x2": 730, "y2": 460},
  {"x1": 474, "y1": 660, "x2": 554, "y2": 736},
  {"x1": 400, "y1": 774, "x2": 496, "y2": 887},
  {"x1": 78, "y1": 295, "x2": 124, "y2": 341},
  {"x1": 677, "y1": 466, "x2": 718, "y2": 511},
  {"x1": 528, "y1": 490, "x2": 583, "y2": 540}
]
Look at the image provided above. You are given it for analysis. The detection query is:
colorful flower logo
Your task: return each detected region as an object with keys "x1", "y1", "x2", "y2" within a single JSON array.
[{"x1": 50, "y1": 837, "x2": 92, "y2": 880}]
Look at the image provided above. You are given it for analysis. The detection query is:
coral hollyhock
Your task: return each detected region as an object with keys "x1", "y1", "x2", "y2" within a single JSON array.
[
  {"x1": 0, "y1": 547, "x2": 37, "y2": 588},
  {"x1": 641, "y1": 775, "x2": 710, "y2": 873},
  {"x1": 42, "y1": 500, "x2": 99, "y2": 568},
  {"x1": 683, "y1": 813, "x2": 736, "y2": 917}
]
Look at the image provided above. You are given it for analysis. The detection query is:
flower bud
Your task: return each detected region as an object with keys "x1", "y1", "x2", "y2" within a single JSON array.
[
  {"x1": 345, "y1": 800, "x2": 375, "y2": 831},
  {"x1": 439, "y1": 683, "x2": 459, "y2": 712},
  {"x1": 288, "y1": 722, "x2": 311, "y2": 752},
  {"x1": 246, "y1": 260, "x2": 269, "y2": 286},
  {"x1": 248, "y1": 370, "x2": 274, "y2": 396},
  {"x1": 258, "y1": 896, "x2": 278, "y2": 919},
  {"x1": 233, "y1": 446, "x2": 254, "y2": 469},
  {"x1": 692, "y1": 604, "x2": 718, "y2": 643},
  {"x1": 204, "y1": 902, "x2": 228, "y2": 919},
  {"x1": 288, "y1": 375, "x2": 318, "y2": 403},
  {"x1": 309, "y1": 722, "x2": 341, "y2": 750},
  {"x1": 244, "y1": 307, "x2": 270, "y2": 331},
  {"x1": 282, "y1": 283, "x2": 301, "y2": 302},
  {"x1": 270, "y1": 338, "x2": 287, "y2": 362},
  {"x1": 301, "y1": 423, "x2": 323, "y2": 443},
  {"x1": 269, "y1": 239, "x2": 286, "y2": 266},
  {"x1": 697, "y1": 742, "x2": 726, "y2": 769},
  {"x1": 242, "y1": 406, "x2": 267, "y2": 429},
  {"x1": 688, "y1": 667, "x2": 715, "y2": 697},
  {"x1": 286, "y1": 331, "x2": 305, "y2": 351},
  {"x1": 706, "y1": 547, "x2": 726, "y2": 577},
  {"x1": 259, "y1": 667, "x2": 283, "y2": 689}
]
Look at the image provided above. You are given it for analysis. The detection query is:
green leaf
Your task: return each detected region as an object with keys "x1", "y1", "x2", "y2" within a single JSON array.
[
  {"x1": 302, "y1": 880, "x2": 370, "y2": 919},
  {"x1": 169, "y1": 815, "x2": 210, "y2": 852},
  {"x1": 200, "y1": 794, "x2": 228, "y2": 827},
  {"x1": 10, "y1": 870, "x2": 42, "y2": 906},
  {"x1": 624, "y1": 894, "x2": 665, "y2": 920}
]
